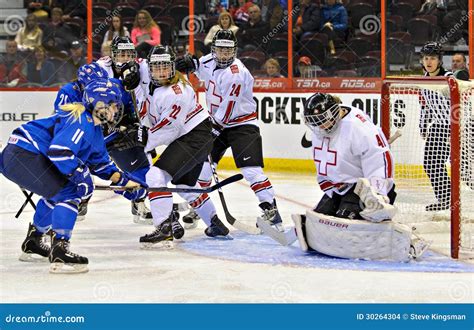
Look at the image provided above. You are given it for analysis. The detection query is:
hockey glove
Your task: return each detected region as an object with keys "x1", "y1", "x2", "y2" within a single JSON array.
[
  {"x1": 175, "y1": 54, "x2": 199, "y2": 74},
  {"x1": 113, "y1": 171, "x2": 148, "y2": 201},
  {"x1": 121, "y1": 61, "x2": 140, "y2": 90},
  {"x1": 69, "y1": 165, "x2": 94, "y2": 200},
  {"x1": 110, "y1": 124, "x2": 148, "y2": 151}
]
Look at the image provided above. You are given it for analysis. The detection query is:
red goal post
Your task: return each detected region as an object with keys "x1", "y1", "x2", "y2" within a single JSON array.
[{"x1": 381, "y1": 77, "x2": 473, "y2": 259}]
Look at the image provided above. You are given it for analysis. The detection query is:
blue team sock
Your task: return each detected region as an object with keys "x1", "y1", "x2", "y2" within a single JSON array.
[
  {"x1": 52, "y1": 202, "x2": 78, "y2": 240},
  {"x1": 32, "y1": 198, "x2": 54, "y2": 233}
]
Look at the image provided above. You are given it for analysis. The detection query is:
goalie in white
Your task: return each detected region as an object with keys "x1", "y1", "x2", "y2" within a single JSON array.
[{"x1": 260, "y1": 93, "x2": 429, "y2": 261}]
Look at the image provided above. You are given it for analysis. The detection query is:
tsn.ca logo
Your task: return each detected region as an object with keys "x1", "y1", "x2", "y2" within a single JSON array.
[{"x1": 296, "y1": 79, "x2": 331, "y2": 89}]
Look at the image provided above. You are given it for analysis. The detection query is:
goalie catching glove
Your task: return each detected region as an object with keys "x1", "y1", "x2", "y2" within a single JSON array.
[
  {"x1": 354, "y1": 178, "x2": 397, "y2": 222},
  {"x1": 175, "y1": 54, "x2": 199, "y2": 74},
  {"x1": 109, "y1": 123, "x2": 148, "y2": 151}
]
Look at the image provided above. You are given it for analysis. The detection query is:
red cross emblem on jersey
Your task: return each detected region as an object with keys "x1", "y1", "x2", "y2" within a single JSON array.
[
  {"x1": 206, "y1": 80, "x2": 222, "y2": 114},
  {"x1": 313, "y1": 137, "x2": 337, "y2": 176}
]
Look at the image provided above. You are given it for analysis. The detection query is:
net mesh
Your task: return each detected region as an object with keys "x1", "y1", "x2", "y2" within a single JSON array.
[{"x1": 386, "y1": 79, "x2": 474, "y2": 258}]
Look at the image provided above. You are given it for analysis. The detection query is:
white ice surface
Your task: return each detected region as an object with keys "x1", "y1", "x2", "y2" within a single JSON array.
[{"x1": 0, "y1": 171, "x2": 473, "y2": 303}]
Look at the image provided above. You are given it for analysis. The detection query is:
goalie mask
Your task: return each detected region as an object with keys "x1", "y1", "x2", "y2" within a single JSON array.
[
  {"x1": 111, "y1": 36, "x2": 137, "y2": 72},
  {"x1": 148, "y1": 45, "x2": 176, "y2": 86},
  {"x1": 211, "y1": 29, "x2": 237, "y2": 68},
  {"x1": 83, "y1": 79, "x2": 124, "y2": 128},
  {"x1": 303, "y1": 93, "x2": 342, "y2": 134}
]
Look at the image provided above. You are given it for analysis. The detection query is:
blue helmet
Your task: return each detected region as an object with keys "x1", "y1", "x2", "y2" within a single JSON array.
[
  {"x1": 82, "y1": 79, "x2": 123, "y2": 127},
  {"x1": 77, "y1": 63, "x2": 108, "y2": 89}
]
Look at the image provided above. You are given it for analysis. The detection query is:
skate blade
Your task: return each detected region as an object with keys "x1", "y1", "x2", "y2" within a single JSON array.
[
  {"x1": 173, "y1": 202, "x2": 190, "y2": 212},
  {"x1": 208, "y1": 234, "x2": 234, "y2": 240},
  {"x1": 133, "y1": 215, "x2": 154, "y2": 225},
  {"x1": 18, "y1": 253, "x2": 48, "y2": 262},
  {"x1": 183, "y1": 222, "x2": 198, "y2": 230},
  {"x1": 76, "y1": 215, "x2": 86, "y2": 222},
  {"x1": 49, "y1": 262, "x2": 89, "y2": 274},
  {"x1": 140, "y1": 240, "x2": 174, "y2": 250}
]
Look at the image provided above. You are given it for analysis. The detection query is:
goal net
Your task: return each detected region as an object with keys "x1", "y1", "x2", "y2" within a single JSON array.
[{"x1": 382, "y1": 77, "x2": 474, "y2": 259}]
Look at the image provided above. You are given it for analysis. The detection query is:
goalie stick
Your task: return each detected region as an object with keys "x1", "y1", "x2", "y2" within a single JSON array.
[
  {"x1": 207, "y1": 156, "x2": 262, "y2": 235},
  {"x1": 95, "y1": 173, "x2": 243, "y2": 194}
]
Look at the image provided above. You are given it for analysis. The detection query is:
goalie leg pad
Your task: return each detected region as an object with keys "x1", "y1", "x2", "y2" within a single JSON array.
[
  {"x1": 304, "y1": 210, "x2": 413, "y2": 262},
  {"x1": 291, "y1": 214, "x2": 309, "y2": 252}
]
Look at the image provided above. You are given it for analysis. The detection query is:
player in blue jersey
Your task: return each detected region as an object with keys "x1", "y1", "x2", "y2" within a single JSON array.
[
  {"x1": 54, "y1": 63, "x2": 154, "y2": 223},
  {"x1": 0, "y1": 79, "x2": 147, "y2": 274}
]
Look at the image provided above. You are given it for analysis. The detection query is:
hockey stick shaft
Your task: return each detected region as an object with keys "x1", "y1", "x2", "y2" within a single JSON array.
[
  {"x1": 207, "y1": 156, "x2": 261, "y2": 235},
  {"x1": 95, "y1": 174, "x2": 243, "y2": 193},
  {"x1": 388, "y1": 129, "x2": 402, "y2": 145}
]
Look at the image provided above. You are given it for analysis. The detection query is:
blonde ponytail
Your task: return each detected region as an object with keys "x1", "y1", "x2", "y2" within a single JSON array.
[{"x1": 60, "y1": 103, "x2": 86, "y2": 123}]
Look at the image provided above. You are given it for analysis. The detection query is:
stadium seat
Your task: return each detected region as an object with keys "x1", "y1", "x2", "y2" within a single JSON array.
[
  {"x1": 240, "y1": 56, "x2": 262, "y2": 72},
  {"x1": 267, "y1": 35, "x2": 288, "y2": 56},
  {"x1": 356, "y1": 55, "x2": 380, "y2": 76},
  {"x1": 92, "y1": 5, "x2": 110, "y2": 19},
  {"x1": 156, "y1": 19, "x2": 174, "y2": 45},
  {"x1": 204, "y1": 16, "x2": 219, "y2": 33},
  {"x1": 407, "y1": 18, "x2": 434, "y2": 45},
  {"x1": 386, "y1": 18, "x2": 399, "y2": 33},
  {"x1": 240, "y1": 50, "x2": 266, "y2": 63},
  {"x1": 167, "y1": 5, "x2": 189, "y2": 32},
  {"x1": 95, "y1": 2, "x2": 112, "y2": 10},
  {"x1": 300, "y1": 36, "x2": 326, "y2": 66},
  {"x1": 143, "y1": 5, "x2": 165, "y2": 19},
  {"x1": 346, "y1": 3, "x2": 375, "y2": 30},
  {"x1": 390, "y1": 2, "x2": 415, "y2": 29},
  {"x1": 116, "y1": 5, "x2": 137, "y2": 20},
  {"x1": 346, "y1": 36, "x2": 372, "y2": 57}
]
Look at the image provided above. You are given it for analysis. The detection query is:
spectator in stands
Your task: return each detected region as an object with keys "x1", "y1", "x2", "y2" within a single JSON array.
[
  {"x1": 205, "y1": 11, "x2": 239, "y2": 46},
  {"x1": 320, "y1": 0, "x2": 348, "y2": 55},
  {"x1": 102, "y1": 15, "x2": 130, "y2": 56},
  {"x1": 255, "y1": 0, "x2": 284, "y2": 29},
  {"x1": 231, "y1": 0, "x2": 254, "y2": 25},
  {"x1": 451, "y1": 53, "x2": 469, "y2": 81},
  {"x1": 264, "y1": 58, "x2": 284, "y2": 77},
  {"x1": 26, "y1": 45, "x2": 56, "y2": 85},
  {"x1": 131, "y1": 10, "x2": 161, "y2": 59},
  {"x1": 26, "y1": 1, "x2": 50, "y2": 21},
  {"x1": 238, "y1": 5, "x2": 270, "y2": 51},
  {"x1": 293, "y1": 0, "x2": 320, "y2": 39},
  {"x1": 296, "y1": 56, "x2": 318, "y2": 78},
  {"x1": 0, "y1": 40, "x2": 27, "y2": 87},
  {"x1": 15, "y1": 14, "x2": 43, "y2": 52},
  {"x1": 59, "y1": 40, "x2": 86, "y2": 83},
  {"x1": 42, "y1": 7, "x2": 74, "y2": 54}
]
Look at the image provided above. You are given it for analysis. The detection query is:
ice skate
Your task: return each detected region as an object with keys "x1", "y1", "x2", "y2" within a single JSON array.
[
  {"x1": 205, "y1": 215, "x2": 231, "y2": 239},
  {"x1": 49, "y1": 234, "x2": 88, "y2": 274},
  {"x1": 171, "y1": 211, "x2": 184, "y2": 239},
  {"x1": 139, "y1": 216, "x2": 174, "y2": 249},
  {"x1": 182, "y1": 209, "x2": 200, "y2": 229},
  {"x1": 19, "y1": 223, "x2": 50, "y2": 262},
  {"x1": 259, "y1": 199, "x2": 284, "y2": 232},
  {"x1": 132, "y1": 198, "x2": 153, "y2": 225}
]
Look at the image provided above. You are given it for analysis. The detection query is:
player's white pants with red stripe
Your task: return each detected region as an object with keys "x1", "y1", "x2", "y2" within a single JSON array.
[
  {"x1": 199, "y1": 164, "x2": 275, "y2": 204},
  {"x1": 146, "y1": 166, "x2": 216, "y2": 227}
]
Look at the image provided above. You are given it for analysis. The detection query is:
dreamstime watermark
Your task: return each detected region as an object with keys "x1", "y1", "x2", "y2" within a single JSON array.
[
  {"x1": 262, "y1": 6, "x2": 300, "y2": 44},
  {"x1": 359, "y1": 15, "x2": 380, "y2": 36},
  {"x1": 438, "y1": 10, "x2": 472, "y2": 44},
  {"x1": 449, "y1": 281, "x2": 470, "y2": 301},
  {"x1": 93, "y1": 281, "x2": 115, "y2": 301},
  {"x1": 181, "y1": 15, "x2": 205, "y2": 35},
  {"x1": 4, "y1": 310, "x2": 85, "y2": 324},
  {"x1": 271, "y1": 281, "x2": 292, "y2": 302},
  {"x1": 3, "y1": 15, "x2": 24, "y2": 35}
]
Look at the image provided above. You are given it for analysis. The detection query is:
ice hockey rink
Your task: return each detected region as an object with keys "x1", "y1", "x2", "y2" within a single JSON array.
[{"x1": 0, "y1": 169, "x2": 472, "y2": 304}]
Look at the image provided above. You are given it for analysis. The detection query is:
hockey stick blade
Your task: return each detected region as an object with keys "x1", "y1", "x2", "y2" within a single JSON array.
[
  {"x1": 96, "y1": 174, "x2": 244, "y2": 194},
  {"x1": 257, "y1": 217, "x2": 297, "y2": 246}
]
